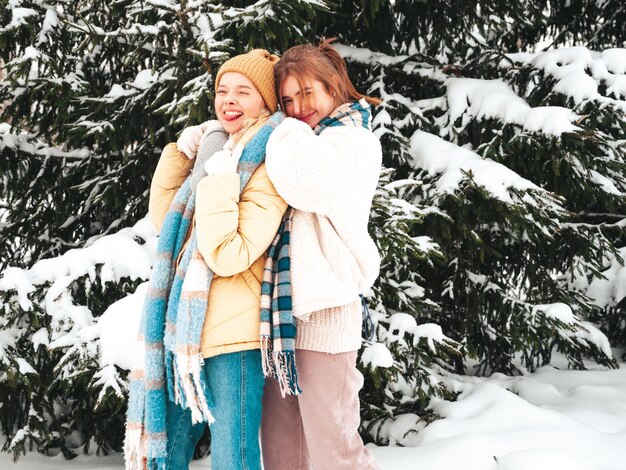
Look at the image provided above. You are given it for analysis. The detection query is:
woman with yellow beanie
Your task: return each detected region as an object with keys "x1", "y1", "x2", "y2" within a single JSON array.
[{"x1": 124, "y1": 49, "x2": 287, "y2": 470}]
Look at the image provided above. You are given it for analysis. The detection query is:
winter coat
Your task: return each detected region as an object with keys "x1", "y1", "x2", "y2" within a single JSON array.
[
  {"x1": 149, "y1": 143, "x2": 287, "y2": 358},
  {"x1": 265, "y1": 117, "x2": 382, "y2": 319}
]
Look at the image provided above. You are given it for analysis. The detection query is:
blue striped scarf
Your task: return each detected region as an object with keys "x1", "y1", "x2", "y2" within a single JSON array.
[
  {"x1": 124, "y1": 112, "x2": 283, "y2": 470},
  {"x1": 259, "y1": 99, "x2": 372, "y2": 396}
]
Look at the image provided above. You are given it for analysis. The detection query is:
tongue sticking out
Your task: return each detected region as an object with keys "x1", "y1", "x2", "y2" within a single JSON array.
[{"x1": 224, "y1": 112, "x2": 243, "y2": 122}]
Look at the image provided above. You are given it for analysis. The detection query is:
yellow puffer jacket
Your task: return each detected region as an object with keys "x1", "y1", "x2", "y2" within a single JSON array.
[{"x1": 148, "y1": 143, "x2": 287, "y2": 358}]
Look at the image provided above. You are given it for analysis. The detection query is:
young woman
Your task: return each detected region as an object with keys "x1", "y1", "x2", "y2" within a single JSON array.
[
  {"x1": 260, "y1": 40, "x2": 382, "y2": 470},
  {"x1": 124, "y1": 49, "x2": 287, "y2": 470}
]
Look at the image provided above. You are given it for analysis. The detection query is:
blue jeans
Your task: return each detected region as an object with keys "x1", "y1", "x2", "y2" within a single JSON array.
[{"x1": 165, "y1": 349, "x2": 264, "y2": 470}]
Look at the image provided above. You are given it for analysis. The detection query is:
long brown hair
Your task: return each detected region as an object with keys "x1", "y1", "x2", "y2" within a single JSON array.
[{"x1": 275, "y1": 38, "x2": 382, "y2": 112}]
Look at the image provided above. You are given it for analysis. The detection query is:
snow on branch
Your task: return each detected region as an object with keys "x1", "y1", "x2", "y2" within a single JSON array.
[
  {"x1": 530, "y1": 303, "x2": 613, "y2": 359},
  {"x1": 0, "y1": 218, "x2": 156, "y2": 382},
  {"x1": 509, "y1": 46, "x2": 626, "y2": 108},
  {"x1": 445, "y1": 78, "x2": 580, "y2": 136},
  {"x1": 409, "y1": 130, "x2": 556, "y2": 207},
  {"x1": 0, "y1": 125, "x2": 90, "y2": 160},
  {"x1": 0, "y1": 218, "x2": 155, "y2": 298},
  {"x1": 336, "y1": 44, "x2": 588, "y2": 139},
  {"x1": 571, "y1": 247, "x2": 626, "y2": 309}
]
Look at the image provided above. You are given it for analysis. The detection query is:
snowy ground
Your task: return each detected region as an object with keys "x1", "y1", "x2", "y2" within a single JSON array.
[{"x1": 2, "y1": 353, "x2": 625, "y2": 470}]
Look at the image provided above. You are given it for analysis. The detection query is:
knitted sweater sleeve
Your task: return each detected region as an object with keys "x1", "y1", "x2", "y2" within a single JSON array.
[
  {"x1": 195, "y1": 163, "x2": 288, "y2": 277},
  {"x1": 264, "y1": 117, "x2": 366, "y2": 215},
  {"x1": 148, "y1": 143, "x2": 194, "y2": 231}
]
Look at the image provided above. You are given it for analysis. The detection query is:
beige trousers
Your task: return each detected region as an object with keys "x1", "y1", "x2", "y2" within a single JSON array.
[{"x1": 261, "y1": 349, "x2": 379, "y2": 470}]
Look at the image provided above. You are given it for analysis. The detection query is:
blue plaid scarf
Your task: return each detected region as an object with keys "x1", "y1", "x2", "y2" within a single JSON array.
[
  {"x1": 124, "y1": 112, "x2": 283, "y2": 470},
  {"x1": 260, "y1": 99, "x2": 372, "y2": 396},
  {"x1": 315, "y1": 98, "x2": 372, "y2": 131}
]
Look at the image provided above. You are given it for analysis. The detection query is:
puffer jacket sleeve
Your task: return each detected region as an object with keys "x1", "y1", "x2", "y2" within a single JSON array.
[
  {"x1": 195, "y1": 163, "x2": 288, "y2": 277},
  {"x1": 264, "y1": 117, "x2": 381, "y2": 215},
  {"x1": 148, "y1": 143, "x2": 195, "y2": 231}
]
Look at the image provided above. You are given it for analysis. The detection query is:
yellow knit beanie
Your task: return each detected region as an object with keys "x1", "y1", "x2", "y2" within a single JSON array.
[{"x1": 215, "y1": 49, "x2": 280, "y2": 112}]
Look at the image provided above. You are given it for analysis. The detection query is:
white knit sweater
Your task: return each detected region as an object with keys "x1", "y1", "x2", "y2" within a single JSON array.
[{"x1": 265, "y1": 117, "x2": 382, "y2": 321}]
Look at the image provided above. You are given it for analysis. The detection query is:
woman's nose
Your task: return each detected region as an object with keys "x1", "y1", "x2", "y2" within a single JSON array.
[{"x1": 293, "y1": 100, "x2": 301, "y2": 115}]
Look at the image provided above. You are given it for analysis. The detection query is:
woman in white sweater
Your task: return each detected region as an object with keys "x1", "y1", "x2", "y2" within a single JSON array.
[{"x1": 260, "y1": 40, "x2": 382, "y2": 470}]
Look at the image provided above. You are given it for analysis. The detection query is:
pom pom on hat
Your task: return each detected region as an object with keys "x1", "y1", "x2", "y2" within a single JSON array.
[{"x1": 215, "y1": 49, "x2": 280, "y2": 112}]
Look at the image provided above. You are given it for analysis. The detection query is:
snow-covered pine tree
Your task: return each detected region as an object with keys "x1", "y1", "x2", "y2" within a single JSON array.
[
  {"x1": 0, "y1": 220, "x2": 154, "y2": 459},
  {"x1": 1, "y1": 0, "x2": 625, "y2": 458},
  {"x1": 0, "y1": 0, "x2": 326, "y2": 458},
  {"x1": 0, "y1": 0, "x2": 324, "y2": 270},
  {"x1": 320, "y1": 0, "x2": 625, "y2": 444}
]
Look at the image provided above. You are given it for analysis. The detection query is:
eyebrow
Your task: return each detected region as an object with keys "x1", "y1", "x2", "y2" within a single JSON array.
[
  {"x1": 282, "y1": 87, "x2": 312, "y2": 100},
  {"x1": 217, "y1": 84, "x2": 253, "y2": 90}
]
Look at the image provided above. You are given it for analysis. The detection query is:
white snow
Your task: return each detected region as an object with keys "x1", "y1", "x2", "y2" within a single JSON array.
[
  {"x1": 509, "y1": 46, "x2": 626, "y2": 110},
  {"x1": 130, "y1": 69, "x2": 158, "y2": 90},
  {"x1": 0, "y1": 131, "x2": 91, "y2": 159},
  {"x1": 532, "y1": 302, "x2": 575, "y2": 323},
  {"x1": 361, "y1": 342, "x2": 394, "y2": 368},
  {"x1": 2, "y1": 356, "x2": 625, "y2": 469},
  {"x1": 31, "y1": 328, "x2": 49, "y2": 350},
  {"x1": 387, "y1": 314, "x2": 449, "y2": 351},
  {"x1": 98, "y1": 282, "x2": 147, "y2": 371},
  {"x1": 7, "y1": 7, "x2": 37, "y2": 30},
  {"x1": 530, "y1": 303, "x2": 613, "y2": 358},
  {"x1": 570, "y1": 247, "x2": 626, "y2": 310},
  {"x1": 0, "y1": 327, "x2": 18, "y2": 362},
  {"x1": 147, "y1": 0, "x2": 179, "y2": 8},
  {"x1": 409, "y1": 130, "x2": 540, "y2": 204},
  {"x1": 104, "y1": 84, "x2": 136, "y2": 99},
  {"x1": 37, "y1": 8, "x2": 59, "y2": 44},
  {"x1": 4, "y1": 217, "x2": 157, "y2": 290},
  {"x1": 334, "y1": 43, "x2": 410, "y2": 66},
  {"x1": 375, "y1": 413, "x2": 425, "y2": 446},
  {"x1": 606, "y1": 75, "x2": 626, "y2": 99},
  {"x1": 446, "y1": 78, "x2": 580, "y2": 135},
  {"x1": 0, "y1": 267, "x2": 34, "y2": 310},
  {"x1": 553, "y1": 70, "x2": 599, "y2": 104},
  {"x1": 601, "y1": 49, "x2": 626, "y2": 74},
  {"x1": 522, "y1": 106, "x2": 580, "y2": 135},
  {"x1": 15, "y1": 358, "x2": 36, "y2": 375},
  {"x1": 590, "y1": 169, "x2": 624, "y2": 195},
  {"x1": 0, "y1": 218, "x2": 157, "y2": 378}
]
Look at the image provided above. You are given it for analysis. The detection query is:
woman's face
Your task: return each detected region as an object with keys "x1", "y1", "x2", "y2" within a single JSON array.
[
  {"x1": 215, "y1": 72, "x2": 265, "y2": 135},
  {"x1": 280, "y1": 75, "x2": 336, "y2": 129}
]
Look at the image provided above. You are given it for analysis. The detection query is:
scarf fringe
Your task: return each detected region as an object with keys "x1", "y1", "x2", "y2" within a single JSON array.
[
  {"x1": 172, "y1": 351, "x2": 215, "y2": 424},
  {"x1": 123, "y1": 427, "x2": 143, "y2": 470},
  {"x1": 262, "y1": 334, "x2": 301, "y2": 398},
  {"x1": 274, "y1": 350, "x2": 301, "y2": 397},
  {"x1": 261, "y1": 335, "x2": 273, "y2": 377},
  {"x1": 124, "y1": 428, "x2": 166, "y2": 470}
]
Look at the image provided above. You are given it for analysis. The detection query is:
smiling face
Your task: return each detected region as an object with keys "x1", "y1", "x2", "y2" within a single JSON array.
[
  {"x1": 280, "y1": 75, "x2": 337, "y2": 129},
  {"x1": 215, "y1": 72, "x2": 266, "y2": 135}
]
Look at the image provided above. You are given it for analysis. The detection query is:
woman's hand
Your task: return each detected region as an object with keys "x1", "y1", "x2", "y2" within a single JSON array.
[
  {"x1": 204, "y1": 146, "x2": 241, "y2": 174},
  {"x1": 177, "y1": 123, "x2": 209, "y2": 159}
]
